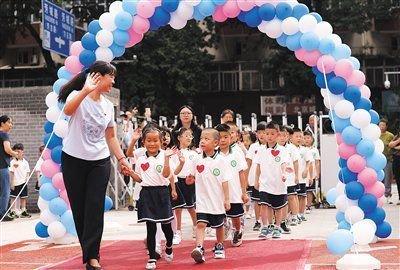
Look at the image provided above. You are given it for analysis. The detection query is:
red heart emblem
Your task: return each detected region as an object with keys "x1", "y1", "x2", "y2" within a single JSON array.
[
  {"x1": 141, "y1": 162, "x2": 150, "y2": 171},
  {"x1": 271, "y1": 150, "x2": 280, "y2": 157},
  {"x1": 197, "y1": 165, "x2": 205, "y2": 173}
]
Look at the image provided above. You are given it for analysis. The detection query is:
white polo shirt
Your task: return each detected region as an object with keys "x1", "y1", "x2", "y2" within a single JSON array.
[
  {"x1": 219, "y1": 147, "x2": 248, "y2": 204},
  {"x1": 192, "y1": 152, "x2": 231, "y2": 215},
  {"x1": 310, "y1": 146, "x2": 320, "y2": 179},
  {"x1": 135, "y1": 150, "x2": 169, "y2": 187},
  {"x1": 284, "y1": 143, "x2": 301, "y2": 187},
  {"x1": 170, "y1": 148, "x2": 199, "y2": 178},
  {"x1": 254, "y1": 144, "x2": 288, "y2": 195},
  {"x1": 9, "y1": 158, "x2": 30, "y2": 186},
  {"x1": 246, "y1": 141, "x2": 262, "y2": 186},
  {"x1": 297, "y1": 145, "x2": 313, "y2": 184}
]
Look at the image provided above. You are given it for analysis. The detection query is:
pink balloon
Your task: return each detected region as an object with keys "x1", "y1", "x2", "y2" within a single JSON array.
[
  {"x1": 213, "y1": 6, "x2": 228, "y2": 22},
  {"x1": 365, "y1": 181, "x2": 385, "y2": 198},
  {"x1": 334, "y1": 59, "x2": 354, "y2": 79},
  {"x1": 149, "y1": 0, "x2": 161, "y2": 7},
  {"x1": 41, "y1": 159, "x2": 61, "y2": 179},
  {"x1": 317, "y1": 55, "x2": 336, "y2": 73},
  {"x1": 65, "y1": 55, "x2": 83, "y2": 74},
  {"x1": 295, "y1": 49, "x2": 307, "y2": 62},
  {"x1": 358, "y1": 167, "x2": 378, "y2": 188},
  {"x1": 42, "y1": 148, "x2": 52, "y2": 160},
  {"x1": 237, "y1": 0, "x2": 255, "y2": 11},
  {"x1": 336, "y1": 133, "x2": 343, "y2": 145},
  {"x1": 360, "y1": 85, "x2": 371, "y2": 99},
  {"x1": 222, "y1": 0, "x2": 241, "y2": 18},
  {"x1": 132, "y1": 15, "x2": 150, "y2": 34},
  {"x1": 136, "y1": 0, "x2": 155, "y2": 18},
  {"x1": 52, "y1": 172, "x2": 65, "y2": 190},
  {"x1": 377, "y1": 196, "x2": 385, "y2": 207},
  {"x1": 304, "y1": 50, "x2": 322, "y2": 67},
  {"x1": 346, "y1": 70, "x2": 366, "y2": 87},
  {"x1": 347, "y1": 154, "x2": 366, "y2": 173},
  {"x1": 126, "y1": 27, "x2": 144, "y2": 48},
  {"x1": 338, "y1": 143, "x2": 357, "y2": 160},
  {"x1": 60, "y1": 189, "x2": 70, "y2": 208},
  {"x1": 70, "y1": 41, "x2": 83, "y2": 57}
]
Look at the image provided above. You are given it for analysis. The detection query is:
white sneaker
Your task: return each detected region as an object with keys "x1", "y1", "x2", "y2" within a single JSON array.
[
  {"x1": 213, "y1": 243, "x2": 226, "y2": 259},
  {"x1": 145, "y1": 260, "x2": 157, "y2": 270},
  {"x1": 165, "y1": 248, "x2": 173, "y2": 263},
  {"x1": 172, "y1": 232, "x2": 181, "y2": 245},
  {"x1": 192, "y1": 226, "x2": 197, "y2": 239},
  {"x1": 191, "y1": 246, "x2": 205, "y2": 263}
]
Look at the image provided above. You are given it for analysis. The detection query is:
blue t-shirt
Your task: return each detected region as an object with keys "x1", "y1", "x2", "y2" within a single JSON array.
[{"x1": 0, "y1": 131, "x2": 11, "y2": 169}]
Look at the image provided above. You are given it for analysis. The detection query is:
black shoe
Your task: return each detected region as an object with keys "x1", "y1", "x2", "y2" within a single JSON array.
[
  {"x1": 20, "y1": 210, "x2": 31, "y2": 218},
  {"x1": 86, "y1": 263, "x2": 102, "y2": 270},
  {"x1": 231, "y1": 230, "x2": 243, "y2": 247},
  {"x1": 280, "y1": 221, "x2": 291, "y2": 234},
  {"x1": 2, "y1": 214, "x2": 14, "y2": 222},
  {"x1": 253, "y1": 221, "x2": 261, "y2": 231}
]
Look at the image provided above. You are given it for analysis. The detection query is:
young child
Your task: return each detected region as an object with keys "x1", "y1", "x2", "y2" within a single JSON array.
[
  {"x1": 254, "y1": 122, "x2": 288, "y2": 239},
  {"x1": 171, "y1": 127, "x2": 198, "y2": 244},
  {"x1": 246, "y1": 122, "x2": 267, "y2": 231},
  {"x1": 240, "y1": 131, "x2": 256, "y2": 219},
  {"x1": 303, "y1": 131, "x2": 320, "y2": 213},
  {"x1": 128, "y1": 127, "x2": 178, "y2": 270},
  {"x1": 216, "y1": 124, "x2": 248, "y2": 247},
  {"x1": 190, "y1": 128, "x2": 231, "y2": 264},
  {"x1": 9, "y1": 143, "x2": 31, "y2": 218},
  {"x1": 226, "y1": 122, "x2": 247, "y2": 156},
  {"x1": 34, "y1": 145, "x2": 45, "y2": 191}
]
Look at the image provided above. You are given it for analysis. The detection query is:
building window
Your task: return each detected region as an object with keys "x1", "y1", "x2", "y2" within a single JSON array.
[{"x1": 16, "y1": 49, "x2": 39, "y2": 66}]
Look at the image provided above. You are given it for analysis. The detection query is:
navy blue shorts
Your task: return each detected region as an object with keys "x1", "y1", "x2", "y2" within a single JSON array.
[
  {"x1": 249, "y1": 186, "x2": 260, "y2": 202},
  {"x1": 259, "y1": 192, "x2": 288, "y2": 210},
  {"x1": 226, "y1": 203, "x2": 244, "y2": 218},
  {"x1": 196, "y1": 213, "x2": 226, "y2": 228},
  {"x1": 287, "y1": 185, "x2": 298, "y2": 195},
  {"x1": 177, "y1": 177, "x2": 196, "y2": 208},
  {"x1": 138, "y1": 186, "x2": 174, "y2": 223},
  {"x1": 297, "y1": 183, "x2": 307, "y2": 197},
  {"x1": 10, "y1": 184, "x2": 28, "y2": 198}
]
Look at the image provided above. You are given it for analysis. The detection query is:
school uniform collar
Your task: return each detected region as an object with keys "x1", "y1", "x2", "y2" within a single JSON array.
[
  {"x1": 145, "y1": 150, "x2": 161, "y2": 158},
  {"x1": 202, "y1": 150, "x2": 219, "y2": 159},
  {"x1": 266, "y1": 143, "x2": 278, "y2": 149},
  {"x1": 218, "y1": 146, "x2": 233, "y2": 155}
]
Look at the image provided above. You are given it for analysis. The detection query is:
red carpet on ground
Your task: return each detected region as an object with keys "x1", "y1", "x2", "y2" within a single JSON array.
[{"x1": 46, "y1": 240, "x2": 311, "y2": 270}]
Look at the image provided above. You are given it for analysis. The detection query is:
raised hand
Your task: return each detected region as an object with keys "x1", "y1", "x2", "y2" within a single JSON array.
[
  {"x1": 83, "y1": 72, "x2": 101, "y2": 93},
  {"x1": 165, "y1": 146, "x2": 178, "y2": 157},
  {"x1": 177, "y1": 150, "x2": 185, "y2": 164},
  {"x1": 132, "y1": 128, "x2": 142, "y2": 141}
]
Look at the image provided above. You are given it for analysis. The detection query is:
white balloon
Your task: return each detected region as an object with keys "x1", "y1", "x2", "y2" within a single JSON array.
[
  {"x1": 175, "y1": 2, "x2": 194, "y2": 20},
  {"x1": 336, "y1": 182, "x2": 346, "y2": 195},
  {"x1": 48, "y1": 221, "x2": 67, "y2": 239},
  {"x1": 334, "y1": 100, "x2": 354, "y2": 119},
  {"x1": 46, "y1": 106, "x2": 62, "y2": 123},
  {"x1": 183, "y1": 0, "x2": 201, "y2": 7},
  {"x1": 345, "y1": 206, "x2": 365, "y2": 224},
  {"x1": 96, "y1": 30, "x2": 114, "y2": 48},
  {"x1": 49, "y1": 233, "x2": 77, "y2": 245},
  {"x1": 265, "y1": 18, "x2": 283, "y2": 39},
  {"x1": 335, "y1": 195, "x2": 358, "y2": 212},
  {"x1": 374, "y1": 139, "x2": 384, "y2": 153},
  {"x1": 328, "y1": 33, "x2": 342, "y2": 46},
  {"x1": 54, "y1": 119, "x2": 69, "y2": 139},
  {"x1": 45, "y1": 92, "x2": 58, "y2": 108},
  {"x1": 360, "y1": 85, "x2": 371, "y2": 99},
  {"x1": 314, "y1": 21, "x2": 333, "y2": 38},
  {"x1": 320, "y1": 88, "x2": 328, "y2": 98},
  {"x1": 38, "y1": 197, "x2": 49, "y2": 211},
  {"x1": 281, "y1": 17, "x2": 299, "y2": 35},
  {"x1": 351, "y1": 219, "x2": 377, "y2": 245},
  {"x1": 257, "y1": 21, "x2": 269, "y2": 33},
  {"x1": 169, "y1": 14, "x2": 187, "y2": 30},
  {"x1": 99, "y1": 12, "x2": 117, "y2": 31},
  {"x1": 350, "y1": 109, "x2": 371, "y2": 129},
  {"x1": 361, "y1": 124, "x2": 381, "y2": 141},
  {"x1": 299, "y1": 14, "x2": 318, "y2": 33},
  {"x1": 95, "y1": 47, "x2": 114, "y2": 63},
  {"x1": 109, "y1": 1, "x2": 123, "y2": 14},
  {"x1": 324, "y1": 93, "x2": 344, "y2": 109},
  {"x1": 40, "y1": 208, "x2": 60, "y2": 226}
]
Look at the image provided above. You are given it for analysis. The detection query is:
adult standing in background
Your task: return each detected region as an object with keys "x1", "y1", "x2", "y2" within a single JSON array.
[
  {"x1": 389, "y1": 131, "x2": 400, "y2": 205},
  {"x1": 0, "y1": 115, "x2": 19, "y2": 222},
  {"x1": 172, "y1": 105, "x2": 202, "y2": 148},
  {"x1": 220, "y1": 109, "x2": 235, "y2": 124},
  {"x1": 379, "y1": 119, "x2": 394, "y2": 204}
]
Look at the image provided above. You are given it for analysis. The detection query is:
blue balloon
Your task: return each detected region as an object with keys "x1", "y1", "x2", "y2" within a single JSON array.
[
  {"x1": 122, "y1": 0, "x2": 138, "y2": 15},
  {"x1": 57, "y1": 66, "x2": 73, "y2": 80},
  {"x1": 292, "y1": 4, "x2": 309, "y2": 19},
  {"x1": 153, "y1": 7, "x2": 171, "y2": 26},
  {"x1": 276, "y1": 34, "x2": 288, "y2": 47},
  {"x1": 109, "y1": 43, "x2": 125, "y2": 58},
  {"x1": 44, "y1": 121, "x2": 54, "y2": 134},
  {"x1": 375, "y1": 221, "x2": 392, "y2": 238},
  {"x1": 369, "y1": 110, "x2": 380, "y2": 125},
  {"x1": 193, "y1": 8, "x2": 206, "y2": 21},
  {"x1": 377, "y1": 170, "x2": 385, "y2": 181},
  {"x1": 81, "y1": 33, "x2": 99, "y2": 51},
  {"x1": 49, "y1": 197, "x2": 68, "y2": 216},
  {"x1": 115, "y1": 11, "x2": 133, "y2": 30},
  {"x1": 149, "y1": 17, "x2": 161, "y2": 31},
  {"x1": 237, "y1": 11, "x2": 247, "y2": 22},
  {"x1": 315, "y1": 72, "x2": 335, "y2": 88},
  {"x1": 339, "y1": 158, "x2": 347, "y2": 168},
  {"x1": 88, "y1": 20, "x2": 102, "y2": 35},
  {"x1": 39, "y1": 183, "x2": 60, "y2": 201},
  {"x1": 349, "y1": 56, "x2": 361, "y2": 70},
  {"x1": 345, "y1": 181, "x2": 365, "y2": 200},
  {"x1": 366, "y1": 152, "x2": 387, "y2": 171},
  {"x1": 319, "y1": 37, "x2": 336, "y2": 55},
  {"x1": 79, "y1": 49, "x2": 96, "y2": 68},
  {"x1": 196, "y1": 0, "x2": 216, "y2": 16},
  {"x1": 342, "y1": 126, "x2": 362, "y2": 145},
  {"x1": 113, "y1": 29, "x2": 130, "y2": 47},
  {"x1": 300, "y1": 32, "x2": 320, "y2": 51},
  {"x1": 43, "y1": 133, "x2": 63, "y2": 150},
  {"x1": 355, "y1": 98, "x2": 372, "y2": 110},
  {"x1": 358, "y1": 193, "x2": 377, "y2": 214},
  {"x1": 336, "y1": 211, "x2": 345, "y2": 223},
  {"x1": 310, "y1": 12, "x2": 322, "y2": 23},
  {"x1": 312, "y1": 66, "x2": 319, "y2": 75},
  {"x1": 344, "y1": 86, "x2": 361, "y2": 104},
  {"x1": 39, "y1": 175, "x2": 52, "y2": 186},
  {"x1": 326, "y1": 229, "x2": 354, "y2": 255},
  {"x1": 53, "y1": 78, "x2": 68, "y2": 95},
  {"x1": 212, "y1": 0, "x2": 227, "y2": 5},
  {"x1": 245, "y1": 7, "x2": 262, "y2": 28},
  {"x1": 35, "y1": 222, "x2": 49, "y2": 238},
  {"x1": 275, "y1": 2, "x2": 292, "y2": 20},
  {"x1": 328, "y1": 76, "x2": 347, "y2": 95},
  {"x1": 286, "y1": 32, "x2": 303, "y2": 51},
  {"x1": 105, "y1": 196, "x2": 113, "y2": 211},
  {"x1": 332, "y1": 44, "x2": 352, "y2": 60},
  {"x1": 258, "y1": 3, "x2": 275, "y2": 21},
  {"x1": 326, "y1": 188, "x2": 338, "y2": 205},
  {"x1": 339, "y1": 167, "x2": 357, "y2": 184},
  {"x1": 331, "y1": 112, "x2": 351, "y2": 133},
  {"x1": 51, "y1": 146, "x2": 62, "y2": 164},
  {"x1": 162, "y1": 0, "x2": 179, "y2": 12},
  {"x1": 365, "y1": 207, "x2": 386, "y2": 225},
  {"x1": 61, "y1": 210, "x2": 77, "y2": 236},
  {"x1": 356, "y1": 139, "x2": 375, "y2": 157},
  {"x1": 338, "y1": 220, "x2": 351, "y2": 230}
]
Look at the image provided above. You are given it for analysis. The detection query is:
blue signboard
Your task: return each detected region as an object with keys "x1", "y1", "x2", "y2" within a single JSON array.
[{"x1": 42, "y1": 0, "x2": 75, "y2": 57}]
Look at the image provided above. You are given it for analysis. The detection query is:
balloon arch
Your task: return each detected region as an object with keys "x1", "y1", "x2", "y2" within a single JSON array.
[{"x1": 37, "y1": 0, "x2": 392, "y2": 254}]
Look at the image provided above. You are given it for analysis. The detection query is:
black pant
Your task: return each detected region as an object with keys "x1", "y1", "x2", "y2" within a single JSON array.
[
  {"x1": 393, "y1": 155, "x2": 400, "y2": 200},
  {"x1": 61, "y1": 152, "x2": 111, "y2": 264},
  {"x1": 146, "y1": 222, "x2": 173, "y2": 260}
]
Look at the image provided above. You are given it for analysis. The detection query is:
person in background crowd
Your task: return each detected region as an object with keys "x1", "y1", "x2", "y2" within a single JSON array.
[
  {"x1": 379, "y1": 119, "x2": 394, "y2": 204},
  {"x1": 242, "y1": 131, "x2": 257, "y2": 151},
  {"x1": 389, "y1": 131, "x2": 400, "y2": 205},
  {"x1": 220, "y1": 109, "x2": 235, "y2": 124},
  {"x1": 172, "y1": 106, "x2": 202, "y2": 149},
  {"x1": 34, "y1": 145, "x2": 45, "y2": 191},
  {"x1": 0, "y1": 115, "x2": 20, "y2": 222}
]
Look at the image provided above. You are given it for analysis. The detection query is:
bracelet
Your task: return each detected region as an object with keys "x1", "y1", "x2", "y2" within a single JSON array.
[{"x1": 117, "y1": 156, "x2": 126, "y2": 162}]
